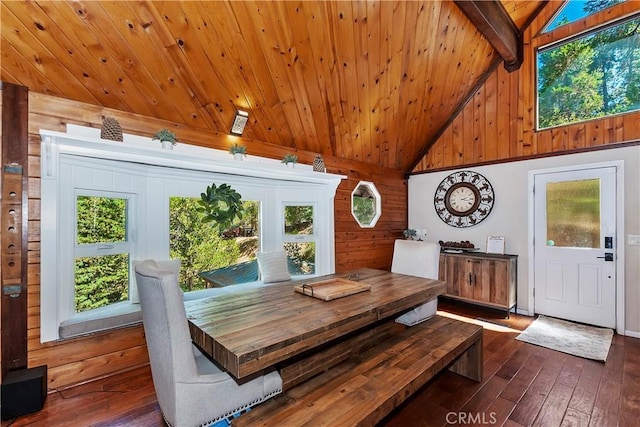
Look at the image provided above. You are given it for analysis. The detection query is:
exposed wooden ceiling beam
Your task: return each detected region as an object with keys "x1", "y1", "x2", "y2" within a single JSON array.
[{"x1": 454, "y1": 0, "x2": 522, "y2": 71}]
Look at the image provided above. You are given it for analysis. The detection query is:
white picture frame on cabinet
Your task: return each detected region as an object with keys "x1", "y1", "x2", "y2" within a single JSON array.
[{"x1": 486, "y1": 236, "x2": 505, "y2": 254}]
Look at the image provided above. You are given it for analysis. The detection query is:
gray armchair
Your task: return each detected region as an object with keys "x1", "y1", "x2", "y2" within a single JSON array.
[{"x1": 134, "y1": 260, "x2": 282, "y2": 427}]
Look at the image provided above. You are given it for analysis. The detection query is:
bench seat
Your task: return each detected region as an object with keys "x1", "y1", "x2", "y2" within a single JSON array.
[{"x1": 232, "y1": 314, "x2": 483, "y2": 427}]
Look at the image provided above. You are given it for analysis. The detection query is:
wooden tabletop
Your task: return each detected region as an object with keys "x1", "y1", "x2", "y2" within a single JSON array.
[{"x1": 184, "y1": 268, "x2": 446, "y2": 379}]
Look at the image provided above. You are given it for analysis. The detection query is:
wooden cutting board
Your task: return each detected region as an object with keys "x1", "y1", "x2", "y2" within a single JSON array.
[{"x1": 294, "y1": 277, "x2": 371, "y2": 301}]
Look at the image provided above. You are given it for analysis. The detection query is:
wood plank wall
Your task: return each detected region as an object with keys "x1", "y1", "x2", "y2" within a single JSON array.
[
  {"x1": 413, "y1": 1, "x2": 640, "y2": 172},
  {"x1": 1, "y1": 91, "x2": 406, "y2": 391}
]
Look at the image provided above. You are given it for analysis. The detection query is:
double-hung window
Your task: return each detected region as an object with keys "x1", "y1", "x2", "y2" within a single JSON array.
[
  {"x1": 283, "y1": 204, "x2": 316, "y2": 276},
  {"x1": 73, "y1": 192, "x2": 134, "y2": 313}
]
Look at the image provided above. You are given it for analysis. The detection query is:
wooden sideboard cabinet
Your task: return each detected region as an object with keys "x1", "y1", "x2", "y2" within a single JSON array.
[{"x1": 438, "y1": 252, "x2": 517, "y2": 316}]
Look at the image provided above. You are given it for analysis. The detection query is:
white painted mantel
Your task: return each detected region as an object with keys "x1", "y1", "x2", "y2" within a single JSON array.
[{"x1": 40, "y1": 124, "x2": 346, "y2": 188}]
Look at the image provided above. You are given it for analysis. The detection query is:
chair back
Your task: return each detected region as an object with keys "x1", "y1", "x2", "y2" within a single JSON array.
[
  {"x1": 391, "y1": 240, "x2": 440, "y2": 279},
  {"x1": 134, "y1": 260, "x2": 198, "y2": 420}
]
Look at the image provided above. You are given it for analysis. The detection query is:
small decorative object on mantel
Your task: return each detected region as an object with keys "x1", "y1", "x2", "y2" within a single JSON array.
[
  {"x1": 282, "y1": 153, "x2": 298, "y2": 168},
  {"x1": 152, "y1": 128, "x2": 178, "y2": 150},
  {"x1": 313, "y1": 154, "x2": 326, "y2": 172},
  {"x1": 229, "y1": 143, "x2": 247, "y2": 160},
  {"x1": 100, "y1": 117, "x2": 123, "y2": 142},
  {"x1": 402, "y1": 228, "x2": 418, "y2": 240}
]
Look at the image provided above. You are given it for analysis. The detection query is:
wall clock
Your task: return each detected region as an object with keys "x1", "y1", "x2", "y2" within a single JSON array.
[{"x1": 434, "y1": 170, "x2": 494, "y2": 228}]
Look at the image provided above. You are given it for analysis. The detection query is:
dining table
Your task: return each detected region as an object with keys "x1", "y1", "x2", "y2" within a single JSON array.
[{"x1": 184, "y1": 267, "x2": 446, "y2": 379}]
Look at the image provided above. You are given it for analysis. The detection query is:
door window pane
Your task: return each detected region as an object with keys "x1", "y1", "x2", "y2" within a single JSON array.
[{"x1": 546, "y1": 179, "x2": 601, "y2": 248}]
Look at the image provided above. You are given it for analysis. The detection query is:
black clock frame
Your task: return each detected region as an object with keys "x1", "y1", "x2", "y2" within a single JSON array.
[{"x1": 434, "y1": 171, "x2": 494, "y2": 228}]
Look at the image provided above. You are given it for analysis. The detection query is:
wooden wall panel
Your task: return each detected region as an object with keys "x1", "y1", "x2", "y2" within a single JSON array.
[
  {"x1": 414, "y1": 2, "x2": 640, "y2": 173},
  {"x1": 9, "y1": 91, "x2": 406, "y2": 391},
  {"x1": 1, "y1": 0, "x2": 518, "y2": 173}
]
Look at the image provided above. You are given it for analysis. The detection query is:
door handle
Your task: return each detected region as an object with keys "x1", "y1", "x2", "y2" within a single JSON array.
[{"x1": 597, "y1": 252, "x2": 614, "y2": 262}]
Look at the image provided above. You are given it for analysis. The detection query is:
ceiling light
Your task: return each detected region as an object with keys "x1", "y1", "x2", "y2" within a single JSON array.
[{"x1": 230, "y1": 110, "x2": 249, "y2": 136}]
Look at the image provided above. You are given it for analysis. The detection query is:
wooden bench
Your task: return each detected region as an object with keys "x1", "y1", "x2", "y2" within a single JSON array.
[{"x1": 232, "y1": 315, "x2": 483, "y2": 427}]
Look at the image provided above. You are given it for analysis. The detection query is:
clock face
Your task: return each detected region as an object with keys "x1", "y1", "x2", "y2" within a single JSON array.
[
  {"x1": 434, "y1": 171, "x2": 494, "y2": 228},
  {"x1": 447, "y1": 185, "x2": 477, "y2": 214}
]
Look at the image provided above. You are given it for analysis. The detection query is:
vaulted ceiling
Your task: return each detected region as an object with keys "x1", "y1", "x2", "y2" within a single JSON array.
[{"x1": 0, "y1": 0, "x2": 545, "y2": 172}]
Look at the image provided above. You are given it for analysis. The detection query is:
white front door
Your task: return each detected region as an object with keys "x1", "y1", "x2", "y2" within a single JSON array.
[{"x1": 533, "y1": 166, "x2": 617, "y2": 328}]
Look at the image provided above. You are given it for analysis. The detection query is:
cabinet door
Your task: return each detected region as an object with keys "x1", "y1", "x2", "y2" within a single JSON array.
[
  {"x1": 478, "y1": 259, "x2": 509, "y2": 305},
  {"x1": 442, "y1": 255, "x2": 464, "y2": 297},
  {"x1": 466, "y1": 258, "x2": 482, "y2": 301}
]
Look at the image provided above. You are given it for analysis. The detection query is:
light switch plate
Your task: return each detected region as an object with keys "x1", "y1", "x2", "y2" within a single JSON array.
[{"x1": 627, "y1": 234, "x2": 640, "y2": 245}]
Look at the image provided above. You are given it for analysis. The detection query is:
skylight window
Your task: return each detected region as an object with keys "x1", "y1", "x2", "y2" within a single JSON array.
[{"x1": 543, "y1": 0, "x2": 626, "y2": 32}]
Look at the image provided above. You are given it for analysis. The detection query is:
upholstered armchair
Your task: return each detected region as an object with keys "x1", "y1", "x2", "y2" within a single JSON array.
[
  {"x1": 391, "y1": 239, "x2": 440, "y2": 326},
  {"x1": 134, "y1": 260, "x2": 282, "y2": 427}
]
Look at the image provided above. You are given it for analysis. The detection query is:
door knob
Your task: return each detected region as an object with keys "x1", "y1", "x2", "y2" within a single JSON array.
[{"x1": 597, "y1": 252, "x2": 614, "y2": 261}]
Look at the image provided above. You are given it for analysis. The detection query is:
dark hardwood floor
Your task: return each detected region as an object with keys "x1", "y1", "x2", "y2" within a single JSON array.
[{"x1": 3, "y1": 300, "x2": 639, "y2": 427}]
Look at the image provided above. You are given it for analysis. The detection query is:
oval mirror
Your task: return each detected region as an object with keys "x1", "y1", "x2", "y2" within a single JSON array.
[{"x1": 351, "y1": 181, "x2": 381, "y2": 228}]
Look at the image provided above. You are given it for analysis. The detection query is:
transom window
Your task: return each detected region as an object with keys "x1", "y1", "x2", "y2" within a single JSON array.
[
  {"x1": 537, "y1": 13, "x2": 640, "y2": 129},
  {"x1": 543, "y1": 0, "x2": 626, "y2": 32}
]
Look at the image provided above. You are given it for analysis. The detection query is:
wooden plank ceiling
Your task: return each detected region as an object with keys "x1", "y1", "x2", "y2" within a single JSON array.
[{"x1": 0, "y1": 0, "x2": 543, "y2": 173}]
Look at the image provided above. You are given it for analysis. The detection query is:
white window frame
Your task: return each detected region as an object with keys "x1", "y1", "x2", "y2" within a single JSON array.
[
  {"x1": 69, "y1": 190, "x2": 136, "y2": 317},
  {"x1": 40, "y1": 125, "x2": 345, "y2": 342},
  {"x1": 282, "y1": 202, "x2": 318, "y2": 277},
  {"x1": 535, "y1": 12, "x2": 640, "y2": 130}
]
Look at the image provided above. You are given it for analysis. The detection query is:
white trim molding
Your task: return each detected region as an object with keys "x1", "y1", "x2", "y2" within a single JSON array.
[{"x1": 527, "y1": 161, "x2": 625, "y2": 335}]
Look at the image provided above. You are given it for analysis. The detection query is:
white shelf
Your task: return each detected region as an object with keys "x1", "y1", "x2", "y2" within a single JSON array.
[{"x1": 40, "y1": 125, "x2": 345, "y2": 187}]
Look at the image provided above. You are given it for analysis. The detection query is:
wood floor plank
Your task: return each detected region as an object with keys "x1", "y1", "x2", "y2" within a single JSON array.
[
  {"x1": 482, "y1": 396, "x2": 517, "y2": 426},
  {"x1": 567, "y1": 359, "x2": 604, "y2": 414},
  {"x1": 460, "y1": 374, "x2": 508, "y2": 414},
  {"x1": 532, "y1": 382, "x2": 574, "y2": 426},
  {"x1": 494, "y1": 345, "x2": 534, "y2": 381},
  {"x1": 618, "y1": 351, "x2": 640, "y2": 426},
  {"x1": 506, "y1": 347, "x2": 569, "y2": 425},
  {"x1": 556, "y1": 356, "x2": 584, "y2": 388},
  {"x1": 499, "y1": 353, "x2": 545, "y2": 403},
  {"x1": 561, "y1": 407, "x2": 591, "y2": 427},
  {"x1": 589, "y1": 341, "x2": 625, "y2": 426}
]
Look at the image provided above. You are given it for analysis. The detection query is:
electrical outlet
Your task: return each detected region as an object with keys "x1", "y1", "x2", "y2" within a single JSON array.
[{"x1": 627, "y1": 234, "x2": 640, "y2": 246}]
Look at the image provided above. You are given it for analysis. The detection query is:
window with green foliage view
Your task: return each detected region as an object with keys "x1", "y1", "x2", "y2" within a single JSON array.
[
  {"x1": 169, "y1": 197, "x2": 260, "y2": 291},
  {"x1": 75, "y1": 195, "x2": 130, "y2": 312},
  {"x1": 284, "y1": 205, "x2": 315, "y2": 275},
  {"x1": 537, "y1": 13, "x2": 640, "y2": 129}
]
